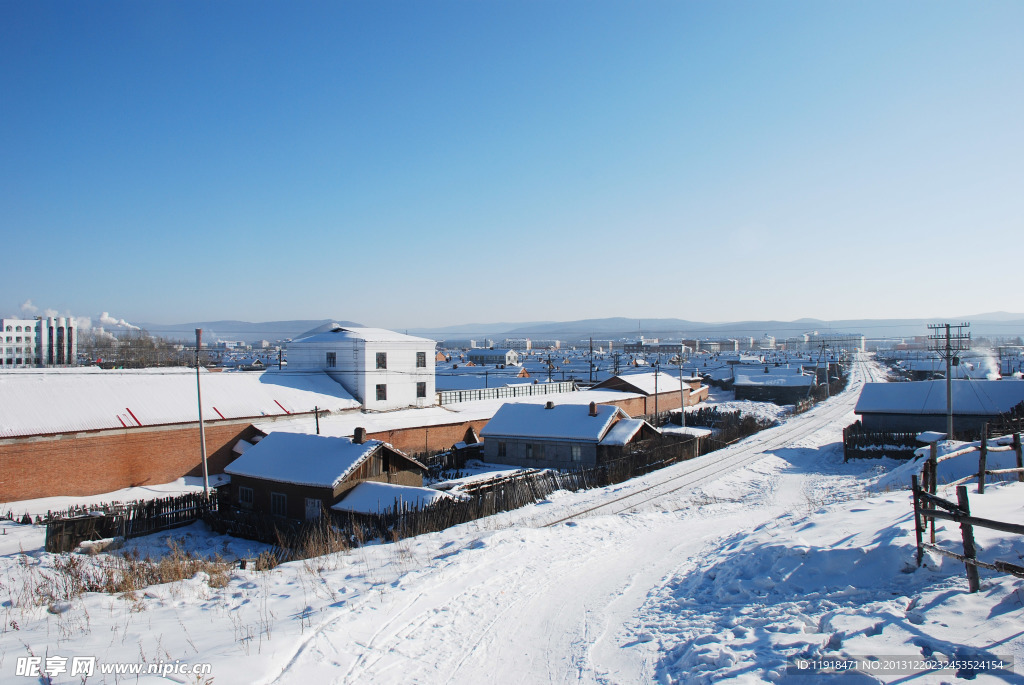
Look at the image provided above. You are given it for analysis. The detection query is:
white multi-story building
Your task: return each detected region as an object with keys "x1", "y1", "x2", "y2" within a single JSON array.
[
  {"x1": 1, "y1": 316, "x2": 78, "y2": 368},
  {"x1": 286, "y1": 325, "x2": 436, "y2": 411}
]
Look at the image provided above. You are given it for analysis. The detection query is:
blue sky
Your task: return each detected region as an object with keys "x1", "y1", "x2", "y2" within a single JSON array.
[{"x1": 2, "y1": 1, "x2": 1022, "y2": 329}]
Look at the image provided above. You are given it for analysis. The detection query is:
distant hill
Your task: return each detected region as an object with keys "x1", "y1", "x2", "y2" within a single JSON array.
[{"x1": 138, "y1": 319, "x2": 362, "y2": 343}]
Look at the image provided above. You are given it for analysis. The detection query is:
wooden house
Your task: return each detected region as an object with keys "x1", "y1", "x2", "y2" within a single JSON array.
[
  {"x1": 480, "y1": 401, "x2": 658, "y2": 469},
  {"x1": 224, "y1": 428, "x2": 427, "y2": 520}
]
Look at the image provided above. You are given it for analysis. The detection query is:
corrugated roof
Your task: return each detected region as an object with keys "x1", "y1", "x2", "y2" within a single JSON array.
[
  {"x1": 331, "y1": 481, "x2": 455, "y2": 514},
  {"x1": 0, "y1": 367, "x2": 360, "y2": 438}
]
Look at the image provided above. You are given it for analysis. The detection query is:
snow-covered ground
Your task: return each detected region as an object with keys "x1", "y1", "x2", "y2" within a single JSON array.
[{"x1": 2, "y1": 355, "x2": 1023, "y2": 684}]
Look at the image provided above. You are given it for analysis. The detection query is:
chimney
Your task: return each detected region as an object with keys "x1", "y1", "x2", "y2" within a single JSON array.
[
  {"x1": 589, "y1": 401, "x2": 598, "y2": 417},
  {"x1": 353, "y1": 427, "x2": 367, "y2": 444},
  {"x1": 545, "y1": 401, "x2": 555, "y2": 410}
]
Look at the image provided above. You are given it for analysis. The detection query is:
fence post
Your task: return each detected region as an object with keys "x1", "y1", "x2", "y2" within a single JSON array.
[
  {"x1": 956, "y1": 485, "x2": 980, "y2": 593},
  {"x1": 911, "y1": 475, "x2": 924, "y2": 567},
  {"x1": 977, "y1": 424, "x2": 988, "y2": 494},
  {"x1": 1015, "y1": 432, "x2": 1023, "y2": 484}
]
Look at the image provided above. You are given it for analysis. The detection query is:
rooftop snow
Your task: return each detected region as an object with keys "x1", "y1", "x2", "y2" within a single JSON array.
[
  {"x1": 733, "y1": 372, "x2": 815, "y2": 387},
  {"x1": 599, "y1": 418, "x2": 647, "y2": 446},
  {"x1": 0, "y1": 367, "x2": 359, "y2": 438},
  {"x1": 480, "y1": 403, "x2": 626, "y2": 442},
  {"x1": 595, "y1": 372, "x2": 686, "y2": 396},
  {"x1": 252, "y1": 388, "x2": 640, "y2": 439},
  {"x1": 331, "y1": 481, "x2": 454, "y2": 514},
  {"x1": 224, "y1": 432, "x2": 381, "y2": 489},
  {"x1": 855, "y1": 380, "x2": 1024, "y2": 416},
  {"x1": 290, "y1": 326, "x2": 435, "y2": 345}
]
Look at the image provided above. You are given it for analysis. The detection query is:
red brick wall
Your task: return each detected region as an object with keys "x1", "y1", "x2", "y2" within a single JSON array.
[
  {"x1": 367, "y1": 419, "x2": 491, "y2": 457},
  {"x1": 0, "y1": 420, "x2": 261, "y2": 502}
]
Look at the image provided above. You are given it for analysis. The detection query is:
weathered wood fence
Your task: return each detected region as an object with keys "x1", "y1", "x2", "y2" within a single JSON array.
[
  {"x1": 842, "y1": 421, "x2": 920, "y2": 462},
  {"x1": 44, "y1": 493, "x2": 217, "y2": 553},
  {"x1": 911, "y1": 476, "x2": 1024, "y2": 592}
]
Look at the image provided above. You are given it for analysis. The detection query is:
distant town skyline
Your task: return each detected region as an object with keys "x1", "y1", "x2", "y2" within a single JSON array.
[{"x1": 3, "y1": 2, "x2": 1021, "y2": 329}]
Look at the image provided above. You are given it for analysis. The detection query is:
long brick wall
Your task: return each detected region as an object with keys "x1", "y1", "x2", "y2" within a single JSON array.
[
  {"x1": 0, "y1": 388, "x2": 710, "y2": 502},
  {"x1": 0, "y1": 420, "x2": 261, "y2": 503}
]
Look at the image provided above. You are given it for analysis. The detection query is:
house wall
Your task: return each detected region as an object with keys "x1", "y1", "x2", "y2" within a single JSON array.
[
  {"x1": 0, "y1": 419, "x2": 261, "y2": 502},
  {"x1": 859, "y1": 413, "x2": 993, "y2": 435},
  {"x1": 482, "y1": 438, "x2": 597, "y2": 469},
  {"x1": 288, "y1": 337, "x2": 435, "y2": 411},
  {"x1": 734, "y1": 384, "x2": 811, "y2": 405},
  {"x1": 365, "y1": 419, "x2": 491, "y2": 457}
]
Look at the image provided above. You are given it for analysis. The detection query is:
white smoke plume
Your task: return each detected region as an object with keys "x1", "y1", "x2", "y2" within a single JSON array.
[
  {"x1": 19, "y1": 299, "x2": 38, "y2": 315},
  {"x1": 97, "y1": 312, "x2": 141, "y2": 331}
]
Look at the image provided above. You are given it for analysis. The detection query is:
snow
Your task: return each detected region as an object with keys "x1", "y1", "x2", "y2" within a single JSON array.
[
  {"x1": 291, "y1": 326, "x2": 434, "y2": 344},
  {"x1": 480, "y1": 402, "x2": 625, "y2": 442},
  {"x1": 0, "y1": 366, "x2": 359, "y2": 438},
  {"x1": 332, "y1": 482, "x2": 458, "y2": 514},
  {"x1": 223, "y1": 432, "x2": 383, "y2": 488},
  {"x1": 660, "y1": 425, "x2": 714, "y2": 438},
  {"x1": 3, "y1": 355, "x2": 1024, "y2": 684},
  {"x1": 2, "y1": 475, "x2": 230, "y2": 519},
  {"x1": 733, "y1": 371, "x2": 815, "y2": 387},
  {"x1": 855, "y1": 379, "x2": 1024, "y2": 416},
  {"x1": 599, "y1": 418, "x2": 647, "y2": 446}
]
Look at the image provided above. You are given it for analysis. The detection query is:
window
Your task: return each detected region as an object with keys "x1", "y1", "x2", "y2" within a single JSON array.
[
  {"x1": 376, "y1": 352, "x2": 387, "y2": 369},
  {"x1": 271, "y1": 492, "x2": 287, "y2": 517},
  {"x1": 376, "y1": 384, "x2": 387, "y2": 401},
  {"x1": 526, "y1": 443, "x2": 533, "y2": 459},
  {"x1": 497, "y1": 441, "x2": 506, "y2": 458},
  {"x1": 239, "y1": 486, "x2": 254, "y2": 508},
  {"x1": 416, "y1": 351, "x2": 426, "y2": 368},
  {"x1": 304, "y1": 498, "x2": 321, "y2": 520},
  {"x1": 416, "y1": 382, "x2": 426, "y2": 398},
  {"x1": 326, "y1": 351, "x2": 336, "y2": 368},
  {"x1": 571, "y1": 444, "x2": 582, "y2": 461}
]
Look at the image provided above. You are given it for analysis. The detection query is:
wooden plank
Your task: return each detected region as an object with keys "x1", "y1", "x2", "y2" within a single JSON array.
[
  {"x1": 917, "y1": 508, "x2": 1024, "y2": 536},
  {"x1": 956, "y1": 486, "x2": 980, "y2": 592}
]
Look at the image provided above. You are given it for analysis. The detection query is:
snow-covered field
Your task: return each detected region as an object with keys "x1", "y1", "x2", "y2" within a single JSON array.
[{"x1": 2, "y1": 356, "x2": 1023, "y2": 684}]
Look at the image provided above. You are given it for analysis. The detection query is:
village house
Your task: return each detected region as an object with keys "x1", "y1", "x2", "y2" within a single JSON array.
[
  {"x1": 854, "y1": 380, "x2": 1024, "y2": 435},
  {"x1": 479, "y1": 401, "x2": 658, "y2": 469},
  {"x1": 224, "y1": 429, "x2": 428, "y2": 520},
  {"x1": 466, "y1": 348, "x2": 520, "y2": 366},
  {"x1": 592, "y1": 371, "x2": 709, "y2": 416},
  {"x1": 732, "y1": 366, "x2": 816, "y2": 404},
  {"x1": 286, "y1": 324, "x2": 436, "y2": 411}
]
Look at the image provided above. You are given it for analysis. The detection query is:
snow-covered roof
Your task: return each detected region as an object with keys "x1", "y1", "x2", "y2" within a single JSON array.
[
  {"x1": 0, "y1": 367, "x2": 360, "y2": 438},
  {"x1": 594, "y1": 372, "x2": 683, "y2": 396},
  {"x1": 733, "y1": 372, "x2": 815, "y2": 387},
  {"x1": 855, "y1": 380, "x2": 1024, "y2": 416},
  {"x1": 331, "y1": 481, "x2": 454, "y2": 514},
  {"x1": 224, "y1": 432, "x2": 382, "y2": 488},
  {"x1": 290, "y1": 326, "x2": 435, "y2": 345},
  {"x1": 599, "y1": 418, "x2": 647, "y2": 446},
  {"x1": 480, "y1": 403, "x2": 627, "y2": 442}
]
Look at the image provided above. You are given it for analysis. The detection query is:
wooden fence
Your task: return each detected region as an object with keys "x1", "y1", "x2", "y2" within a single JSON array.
[
  {"x1": 44, "y1": 493, "x2": 217, "y2": 553},
  {"x1": 842, "y1": 421, "x2": 920, "y2": 462},
  {"x1": 911, "y1": 476, "x2": 1024, "y2": 592}
]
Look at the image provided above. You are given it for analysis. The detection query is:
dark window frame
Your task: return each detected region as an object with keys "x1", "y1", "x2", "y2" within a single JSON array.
[
  {"x1": 376, "y1": 352, "x2": 387, "y2": 369},
  {"x1": 416, "y1": 381, "x2": 426, "y2": 398},
  {"x1": 416, "y1": 351, "x2": 426, "y2": 368},
  {"x1": 376, "y1": 384, "x2": 387, "y2": 401},
  {"x1": 271, "y1": 492, "x2": 287, "y2": 517}
]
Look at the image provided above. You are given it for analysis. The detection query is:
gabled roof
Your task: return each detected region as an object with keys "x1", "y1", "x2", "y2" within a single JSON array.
[
  {"x1": 480, "y1": 403, "x2": 627, "y2": 442},
  {"x1": 599, "y1": 418, "x2": 649, "y2": 446},
  {"x1": 592, "y1": 372, "x2": 679, "y2": 396},
  {"x1": 854, "y1": 380, "x2": 1024, "y2": 416},
  {"x1": 225, "y1": 432, "x2": 387, "y2": 488}
]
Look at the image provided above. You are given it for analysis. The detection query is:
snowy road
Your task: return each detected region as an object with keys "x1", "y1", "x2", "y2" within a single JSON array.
[{"x1": 269, "y1": 357, "x2": 884, "y2": 684}]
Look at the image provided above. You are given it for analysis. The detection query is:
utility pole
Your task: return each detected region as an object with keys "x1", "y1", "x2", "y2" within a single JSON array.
[
  {"x1": 547, "y1": 354, "x2": 553, "y2": 382},
  {"x1": 654, "y1": 360, "x2": 659, "y2": 420},
  {"x1": 613, "y1": 353, "x2": 621, "y2": 377},
  {"x1": 678, "y1": 355, "x2": 687, "y2": 429},
  {"x1": 195, "y1": 329, "x2": 210, "y2": 497},
  {"x1": 927, "y1": 322, "x2": 971, "y2": 438},
  {"x1": 314, "y1": 406, "x2": 320, "y2": 435},
  {"x1": 589, "y1": 337, "x2": 594, "y2": 384}
]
